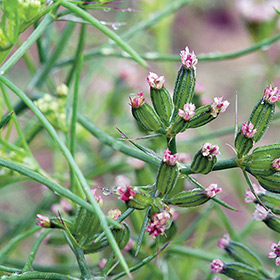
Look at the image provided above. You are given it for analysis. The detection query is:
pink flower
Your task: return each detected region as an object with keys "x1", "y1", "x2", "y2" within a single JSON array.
[
  {"x1": 268, "y1": 241, "x2": 280, "y2": 266},
  {"x1": 180, "y1": 46, "x2": 198, "y2": 70},
  {"x1": 217, "y1": 233, "x2": 230, "y2": 249},
  {"x1": 91, "y1": 188, "x2": 103, "y2": 207},
  {"x1": 252, "y1": 204, "x2": 269, "y2": 221},
  {"x1": 241, "y1": 121, "x2": 257, "y2": 138},
  {"x1": 117, "y1": 186, "x2": 136, "y2": 201},
  {"x1": 108, "y1": 209, "x2": 122, "y2": 220},
  {"x1": 99, "y1": 258, "x2": 107, "y2": 269},
  {"x1": 164, "y1": 148, "x2": 179, "y2": 166},
  {"x1": 264, "y1": 85, "x2": 280, "y2": 104},
  {"x1": 146, "y1": 211, "x2": 171, "y2": 238},
  {"x1": 129, "y1": 92, "x2": 145, "y2": 108},
  {"x1": 245, "y1": 184, "x2": 266, "y2": 203},
  {"x1": 210, "y1": 259, "x2": 224, "y2": 273},
  {"x1": 201, "y1": 143, "x2": 220, "y2": 160},
  {"x1": 211, "y1": 97, "x2": 230, "y2": 117},
  {"x1": 205, "y1": 184, "x2": 222, "y2": 198},
  {"x1": 178, "y1": 103, "x2": 196, "y2": 121},
  {"x1": 36, "y1": 214, "x2": 51, "y2": 228},
  {"x1": 272, "y1": 158, "x2": 280, "y2": 171},
  {"x1": 146, "y1": 72, "x2": 165, "y2": 89}
]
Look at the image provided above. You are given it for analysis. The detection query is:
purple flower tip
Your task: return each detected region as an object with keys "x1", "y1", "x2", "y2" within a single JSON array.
[
  {"x1": 211, "y1": 97, "x2": 230, "y2": 117},
  {"x1": 178, "y1": 103, "x2": 196, "y2": 121},
  {"x1": 217, "y1": 233, "x2": 230, "y2": 249},
  {"x1": 164, "y1": 148, "x2": 179, "y2": 166},
  {"x1": 146, "y1": 211, "x2": 171, "y2": 238},
  {"x1": 268, "y1": 241, "x2": 280, "y2": 266},
  {"x1": 210, "y1": 259, "x2": 224, "y2": 273},
  {"x1": 201, "y1": 143, "x2": 220, "y2": 160},
  {"x1": 129, "y1": 92, "x2": 145, "y2": 108},
  {"x1": 147, "y1": 72, "x2": 165, "y2": 89},
  {"x1": 241, "y1": 121, "x2": 257, "y2": 138},
  {"x1": 180, "y1": 46, "x2": 198, "y2": 70},
  {"x1": 205, "y1": 184, "x2": 222, "y2": 198},
  {"x1": 264, "y1": 85, "x2": 280, "y2": 104},
  {"x1": 36, "y1": 214, "x2": 51, "y2": 228},
  {"x1": 272, "y1": 158, "x2": 280, "y2": 171},
  {"x1": 252, "y1": 204, "x2": 269, "y2": 221},
  {"x1": 117, "y1": 186, "x2": 136, "y2": 201}
]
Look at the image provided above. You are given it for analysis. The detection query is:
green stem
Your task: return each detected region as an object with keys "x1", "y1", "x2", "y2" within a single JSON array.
[
  {"x1": 167, "y1": 137, "x2": 177, "y2": 154},
  {"x1": 22, "y1": 229, "x2": 52, "y2": 272},
  {"x1": 59, "y1": 0, "x2": 147, "y2": 68},
  {"x1": 0, "y1": 265, "x2": 21, "y2": 273},
  {"x1": 0, "y1": 227, "x2": 40, "y2": 265},
  {"x1": 0, "y1": 271, "x2": 79, "y2": 280}
]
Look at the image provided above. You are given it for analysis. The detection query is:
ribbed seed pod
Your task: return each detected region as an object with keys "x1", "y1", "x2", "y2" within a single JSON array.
[
  {"x1": 256, "y1": 173, "x2": 280, "y2": 193},
  {"x1": 126, "y1": 191, "x2": 153, "y2": 210},
  {"x1": 83, "y1": 236, "x2": 109, "y2": 254},
  {"x1": 264, "y1": 215, "x2": 280, "y2": 233},
  {"x1": 172, "y1": 66, "x2": 196, "y2": 121},
  {"x1": 156, "y1": 161, "x2": 179, "y2": 196},
  {"x1": 150, "y1": 87, "x2": 173, "y2": 126},
  {"x1": 188, "y1": 105, "x2": 216, "y2": 128},
  {"x1": 112, "y1": 222, "x2": 130, "y2": 250},
  {"x1": 164, "y1": 189, "x2": 209, "y2": 207},
  {"x1": 191, "y1": 150, "x2": 217, "y2": 174},
  {"x1": 235, "y1": 132, "x2": 254, "y2": 158},
  {"x1": 258, "y1": 191, "x2": 280, "y2": 214},
  {"x1": 249, "y1": 98, "x2": 275, "y2": 142}
]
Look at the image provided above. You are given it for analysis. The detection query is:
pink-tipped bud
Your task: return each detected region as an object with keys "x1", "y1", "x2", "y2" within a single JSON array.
[
  {"x1": 36, "y1": 214, "x2": 51, "y2": 228},
  {"x1": 210, "y1": 259, "x2": 225, "y2": 273},
  {"x1": 164, "y1": 148, "x2": 179, "y2": 166},
  {"x1": 217, "y1": 233, "x2": 230, "y2": 249},
  {"x1": 91, "y1": 188, "x2": 103, "y2": 207},
  {"x1": 180, "y1": 46, "x2": 198, "y2": 70},
  {"x1": 117, "y1": 186, "x2": 136, "y2": 201},
  {"x1": 205, "y1": 183, "x2": 222, "y2": 198},
  {"x1": 272, "y1": 158, "x2": 280, "y2": 171},
  {"x1": 244, "y1": 184, "x2": 266, "y2": 203},
  {"x1": 268, "y1": 241, "x2": 280, "y2": 266},
  {"x1": 201, "y1": 143, "x2": 220, "y2": 160},
  {"x1": 129, "y1": 92, "x2": 145, "y2": 108},
  {"x1": 252, "y1": 204, "x2": 269, "y2": 221},
  {"x1": 178, "y1": 103, "x2": 196, "y2": 121},
  {"x1": 211, "y1": 97, "x2": 230, "y2": 117},
  {"x1": 264, "y1": 85, "x2": 280, "y2": 104},
  {"x1": 108, "y1": 209, "x2": 122, "y2": 220},
  {"x1": 241, "y1": 121, "x2": 257, "y2": 138},
  {"x1": 147, "y1": 72, "x2": 165, "y2": 89},
  {"x1": 146, "y1": 211, "x2": 171, "y2": 238}
]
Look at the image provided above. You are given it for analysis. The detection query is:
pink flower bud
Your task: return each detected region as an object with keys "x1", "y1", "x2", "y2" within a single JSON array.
[
  {"x1": 146, "y1": 211, "x2": 171, "y2": 238},
  {"x1": 272, "y1": 158, "x2": 280, "y2": 171},
  {"x1": 210, "y1": 259, "x2": 225, "y2": 273},
  {"x1": 268, "y1": 241, "x2": 280, "y2": 266},
  {"x1": 146, "y1": 72, "x2": 165, "y2": 89},
  {"x1": 108, "y1": 209, "x2": 122, "y2": 220},
  {"x1": 178, "y1": 103, "x2": 196, "y2": 121},
  {"x1": 117, "y1": 186, "x2": 136, "y2": 201},
  {"x1": 91, "y1": 188, "x2": 103, "y2": 207},
  {"x1": 129, "y1": 92, "x2": 145, "y2": 108},
  {"x1": 244, "y1": 184, "x2": 266, "y2": 203},
  {"x1": 205, "y1": 184, "x2": 222, "y2": 198},
  {"x1": 201, "y1": 143, "x2": 221, "y2": 160},
  {"x1": 217, "y1": 233, "x2": 230, "y2": 249},
  {"x1": 180, "y1": 46, "x2": 198, "y2": 70},
  {"x1": 252, "y1": 204, "x2": 269, "y2": 221},
  {"x1": 211, "y1": 97, "x2": 230, "y2": 117},
  {"x1": 264, "y1": 85, "x2": 280, "y2": 104},
  {"x1": 36, "y1": 214, "x2": 51, "y2": 228},
  {"x1": 164, "y1": 148, "x2": 179, "y2": 166},
  {"x1": 241, "y1": 121, "x2": 257, "y2": 138}
]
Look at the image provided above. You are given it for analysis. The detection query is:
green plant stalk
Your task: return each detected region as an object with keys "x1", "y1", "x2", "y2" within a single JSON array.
[
  {"x1": 0, "y1": 227, "x2": 40, "y2": 265},
  {"x1": 58, "y1": 31, "x2": 280, "y2": 65},
  {"x1": 0, "y1": 265, "x2": 21, "y2": 273},
  {"x1": 167, "y1": 137, "x2": 177, "y2": 154},
  {"x1": 59, "y1": 0, "x2": 147, "y2": 68},
  {"x1": 22, "y1": 229, "x2": 53, "y2": 272},
  {"x1": 0, "y1": 136, "x2": 26, "y2": 155},
  {"x1": 0, "y1": 14, "x2": 55, "y2": 75},
  {"x1": 0, "y1": 76, "x2": 131, "y2": 276},
  {"x1": 27, "y1": 21, "x2": 76, "y2": 90},
  {"x1": 0, "y1": 271, "x2": 79, "y2": 280},
  {"x1": 70, "y1": 53, "x2": 84, "y2": 196}
]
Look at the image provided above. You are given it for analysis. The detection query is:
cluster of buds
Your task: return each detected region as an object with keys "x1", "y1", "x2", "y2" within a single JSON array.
[
  {"x1": 241, "y1": 122, "x2": 257, "y2": 139},
  {"x1": 210, "y1": 97, "x2": 230, "y2": 118},
  {"x1": 178, "y1": 103, "x2": 196, "y2": 121},
  {"x1": 264, "y1": 85, "x2": 280, "y2": 104},
  {"x1": 34, "y1": 93, "x2": 68, "y2": 132},
  {"x1": 180, "y1": 47, "x2": 198, "y2": 70},
  {"x1": 146, "y1": 211, "x2": 171, "y2": 238},
  {"x1": 244, "y1": 184, "x2": 266, "y2": 204}
]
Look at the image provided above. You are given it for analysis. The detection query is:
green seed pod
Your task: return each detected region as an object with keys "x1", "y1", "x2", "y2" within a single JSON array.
[
  {"x1": 235, "y1": 132, "x2": 254, "y2": 158},
  {"x1": 150, "y1": 87, "x2": 173, "y2": 127},
  {"x1": 258, "y1": 191, "x2": 280, "y2": 214},
  {"x1": 130, "y1": 93, "x2": 164, "y2": 132},
  {"x1": 164, "y1": 189, "x2": 209, "y2": 207},
  {"x1": 172, "y1": 66, "x2": 196, "y2": 121},
  {"x1": 0, "y1": 111, "x2": 14, "y2": 129},
  {"x1": 223, "y1": 262, "x2": 264, "y2": 280},
  {"x1": 73, "y1": 206, "x2": 100, "y2": 246},
  {"x1": 241, "y1": 142, "x2": 280, "y2": 176},
  {"x1": 83, "y1": 236, "x2": 109, "y2": 254},
  {"x1": 112, "y1": 222, "x2": 130, "y2": 250},
  {"x1": 249, "y1": 97, "x2": 275, "y2": 142},
  {"x1": 126, "y1": 191, "x2": 153, "y2": 210},
  {"x1": 190, "y1": 143, "x2": 219, "y2": 174},
  {"x1": 264, "y1": 215, "x2": 280, "y2": 234},
  {"x1": 188, "y1": 105, "x2": 216, "y2": 128},
  {"x1": 156, "y1": 161, "x2": 179, "y2": 196},
  {"x1": 256, "y1": 173, "x2": 280, "y2": 193},
  {"x1": 225, "y1": 241, "x2": 263, "y2": 269}
]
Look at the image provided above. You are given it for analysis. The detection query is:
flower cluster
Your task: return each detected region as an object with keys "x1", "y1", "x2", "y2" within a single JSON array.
[
  {"x1": 268, "y1": 241, "x2": 280, "y2": 266},
  {"x1": 146, "y1": 211, "x2": 171, "y2": 238},
  {"x1": 264, "y1": 85, "x2": 280, "y2": 104},
  {"x1": 205, "y1": 184, "x2": 222, "y2": 198},
  {"x1": 241, "y1": 121, "x2": 257, "y2": 138},
  {"x1": 244, "y1": 184, "x2": 266, "y2": 203},
  {"x1": 36, "y1": 214, "x2": 51, "y2": 228},
  {"x1": 201, "y1": 143, "x2": 220, "y2": 160},
  {"x1": 272, "y1": 158, "x2": 280, "y2": 171},
  {"x1": 210, "y1": 259, "x2": 224, "y2": 273},
  {"x1": 217, "y1": 233, "x2": 230, "y2": 249},
  {"x1": 210, "y1": 97, "x2": 230, "y2": 117},
  {"x1": 117, "y1": 186, "x2": 136, "y2": 201},
  {"x1": 146, "y1": 72, "x2": 165, "y2": 89},
  {"x1": 178, "y1": 103, "x2": 196, "y2": 121},
  {"x1": 252, "y1": 204, "x2": 268, "y2": 221},
  {"x1": 129, "y1": 92, "x2": 145, "y2": 108},
  {"x1": 180, "y1": 47, "x2": 198, "y2": 70},
  {"x1": 108, "y1": 209, "x2": 122, "y2": 220},
  {"x1": 163, "y1": 148, "x2": 179, "y2": 166}
]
